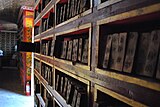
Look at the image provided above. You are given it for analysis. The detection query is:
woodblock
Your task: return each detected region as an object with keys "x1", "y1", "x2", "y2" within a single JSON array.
[
  {"x1": 102, "y1": 34, "x2": 112, "y2": 69},
  {"x1": 82, "y1": 39, "x2": 89, "y2": 64},
  {"x1": 114, "y1": 32, "x2": 127, "y2": 71},
  {"x1": 60, "y1": 76, "x2": 64, "y2": 94},
  {"x1": 63, "y1": 77, "x2": 68, "y2": 98},
  {"x1": 72, "y1": 39, "x2": 79, "y2": 62},
  {"x1": 143, "y1": 30, "x2": 160, "y2": 77},
  {"x1": 156, "y1": 49, "x2": 160, "y2": 79},
  {"x1": 67, "y1": 40, "x2": 73, "y2": 60},
  {"x1": 135, "y1": 32, "x2": 151, "y2": 76},
  {"x1": 55, "y1": 74, "x2": 60, "y2": 91},
  {"x1": 50, "y1": 38, "x2": 55, "y2": 56},
  {"x1": 78, "y1": 38, "x2": 83, "y2": 62},
  {"x1": 123, "y1": 32, "x2": 138, "y2": 73},
  {"x1": 71, "y1": 89, "x2": 78, "y2": 107},
  {"x1": 110, "y1": 33, "x2": 119, "y2": 70},
  {"x1": 60, "y1": 41, "x2": 68, "y2": 59}
]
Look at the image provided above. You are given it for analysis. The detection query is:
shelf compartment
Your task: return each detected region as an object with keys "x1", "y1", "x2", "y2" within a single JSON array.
[
  {"x1": 94, "y1": 84, "x2": 146, "y2": 107},
  {"x1": 41, "y1": 36, "x2": 55, "y2": 57},
  {"x1": 34, "y1": 69, "x2": 71, "y2": 107},
  {"x1": 41, "y1": 62, "x2": 53, "y2": 86},
  {"x1": 55, "y1": 23, "x2": 91, "y2": 67},
  {"x1": 96, "y1": 5, "x2": 160, "y2": 85},
  {"x1": 41, "y1": 7, "x2": 55, "y2": 33},
  {"x1": 56, "y1": 0, "x2": 92, "y2": 26},
  {"x1": 55, "y1": 67, "x2": 90, "y2": 107},
  {"x1": 34, "y1": 58, "x2": 41, "y2": 73}
]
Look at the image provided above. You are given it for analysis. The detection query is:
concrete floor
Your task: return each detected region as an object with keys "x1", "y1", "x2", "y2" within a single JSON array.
[{"x1": 0, "y1": 67, "x2": 34, "y2": 107}]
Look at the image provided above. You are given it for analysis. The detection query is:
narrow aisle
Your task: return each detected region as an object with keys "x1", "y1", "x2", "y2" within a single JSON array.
[{"x1": 0, "y1": 67, "x2": 34, "y2": 107}]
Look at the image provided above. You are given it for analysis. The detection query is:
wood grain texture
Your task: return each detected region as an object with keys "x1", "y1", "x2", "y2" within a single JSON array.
[
  {"x1": 66, "y1": 40, "x2": 73, "y2": 60},
  {"x1": 60, "y1": 41, "x2": 68, "y2": 59},
  {"x1": 72, "y1": 39, "x2": 79, "y2": 62},
  {"x1": 123, "y1": 32, "x2": 138, "y2": 73},
  {"x1": 82, "y1": 39, "x2": 89, "y2": 64}
]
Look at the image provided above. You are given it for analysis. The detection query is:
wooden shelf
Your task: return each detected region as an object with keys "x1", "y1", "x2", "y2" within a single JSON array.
[
  {"x1": 33, "y1": 0, "x2": 160, "y2": 106},
  {"x1": 34, "y1": 69, "x2": 71, "y2": 107},
  {"x1": 34, "y1": 15, "x2": 41, "y2": 26},
  {"x1": 34, "y1": 0, "x2": 41, "y2": 10}
]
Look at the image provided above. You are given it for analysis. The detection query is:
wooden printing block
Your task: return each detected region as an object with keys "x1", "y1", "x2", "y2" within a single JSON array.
[
  {"x1": 76, "y1": 0, "x2": 81, "y2": 14},
  {"x1": 60, "y1": 76, "x2": 64, "y2": 94},
  {"x1": 62, "y1": 77, "x2": 68, "y2": 98},
  {"x1": 66, "y1": 0, "x2": 71, "y2": 19},
  {"x1": 81, "y1": 39, "x2": 89, "y2": 64},
  {"x1": 67, "y1": 40, "x2": 73, "y2": 60},
  {"x1": 102, "y1": 34, "x2": 112, "y2": 69},
  {"x1": 60, "y1": 41, "x2": 68, "y2": 59},
  {"x1": 50, "y1": 38, "x2": 55, "y2": 56},
  {"x1": 55, "y1": 74, "x2": 60, "y2": 91},
  {"x1": 75, "y1": 91, "x2": 87, "y2": 107},
  {"x1": 71, "y1": 88, "x2": 78, "y2": 107},
  {"x1": 143, "y1": 30, "x2": 160, "y2": 77},
  {"x1": 72, "y1": 39, "x2": 79, "y2": 62},
  {"x1": 78, "y1": 38, "x2": 83, "y2": 62},
  {"x1": 62, "y1": 4, "x2": 67, "y2": 22},
  {"x1": 110, "y1": 33, "x2": 119, "y2": 70},
  {"x1": 49, "y1": 69, "x2": 52, "y2": 85},
  {"x1": 66, "y1": 81, "x2": 74, "y2": 104},
  {"x1": 135, "y1": 32, "x2": 151, "y2": 76},
  {"x1": 114, "y1": 32, "x2": 127, "y2": 71},
  {"x1": 156, "y1": 50, "x2": 160, "y2": 79},
  {"x1": 123, "y1": 32, "x2": 138, "y2": 73}
]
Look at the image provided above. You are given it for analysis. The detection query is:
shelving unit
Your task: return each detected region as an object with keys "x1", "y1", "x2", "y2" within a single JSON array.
[
  {"x1": 17, "y1": 6, "x2": 34, "y2": 95},
  {"x1": 33, "y1": 0, "x2": 160, "y2": 107}
]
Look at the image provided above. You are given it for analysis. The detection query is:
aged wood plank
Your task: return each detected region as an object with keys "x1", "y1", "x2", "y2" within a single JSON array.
[
  {"x1": 103, "y1": 34, "x2": 112, "y2": 69},
  {"x1": 123, "y1": 32, "x2": 138, "y2": 73},
  {"x1": 143, "y1": 30, "x2": 160, "y2": 77}
]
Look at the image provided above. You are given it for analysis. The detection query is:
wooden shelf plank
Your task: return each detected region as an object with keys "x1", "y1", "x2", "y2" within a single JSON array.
[
  {"x1": 95, "y1": 68, "x2": 160, "y2": 92},
  {"x1": 36, "y1": 93, "x2": 46, "y2": 107}
]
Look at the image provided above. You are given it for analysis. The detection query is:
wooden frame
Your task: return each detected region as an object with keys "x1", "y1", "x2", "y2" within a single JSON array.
[
  {"x1": 94, "y1": 84, "x2": 146, "y2": 107},
  {"x1": 55, "y1": 23, "x2": 92, "y2": 70},
  {"x1": 97, "y1": 0, "x2": 123, "y2": 10}
]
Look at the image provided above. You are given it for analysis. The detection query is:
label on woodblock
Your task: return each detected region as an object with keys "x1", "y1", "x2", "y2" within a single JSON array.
[
  {"x1": 72, "y1": 39, "x2": 79, "y2": 62},
  {"x1": 110, "y1": 33, "x2": 119, "y2": 70},
  {"x1": 78, "y1": 38, "x2": 83, "y2": 62},
  {"x1": 61, "y1": 41, "x2": 68, "y2": 59},
  {"x1": 103, "y1": 34, "x2": 112, "y2": 69},
  {"x1": 82, "y1": 39, "x2": 89, "y2": 64},
  {"x1": 123, "y1": 32, "x2": 138, "y2": 73},
  {"x1": 156, "y1": 50, "x2": 160, "y2": 79},
  {"x1": 135, "y1": 32, "x2": 151, "y2": 76},
  {"x1": 67, "y1": 40, "x2": 73, "y2": 60}
]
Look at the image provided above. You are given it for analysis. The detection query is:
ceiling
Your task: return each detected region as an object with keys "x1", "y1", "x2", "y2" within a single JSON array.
[{"x1": 0, "y1": 0, "x2": 34, "y2": 31}]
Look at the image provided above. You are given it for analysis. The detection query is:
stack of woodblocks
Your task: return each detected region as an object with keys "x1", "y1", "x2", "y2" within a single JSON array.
[
  {"x1": 56, "y1": 0, "x2": 90, "y2": 24},
  {"x1": 102, "y1": 30, "x2": 160, "y2": 79},
  {"x1": 41, "y1": 38, "x2": 55, "y2": 56},
  {"x1": 60, "y1": 33, "x2": 89, "y2": 64},
  {"x1": 55, "y1": 72, "x2": 87, "y2": 107},
  {"x1": 41, "y1": 63, "x2": 52, "y2": 85}
]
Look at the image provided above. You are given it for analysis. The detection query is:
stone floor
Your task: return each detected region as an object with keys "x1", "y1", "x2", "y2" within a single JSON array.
[{"x1": 0, "y1": 67, "x2": 34, "y2": 107}]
